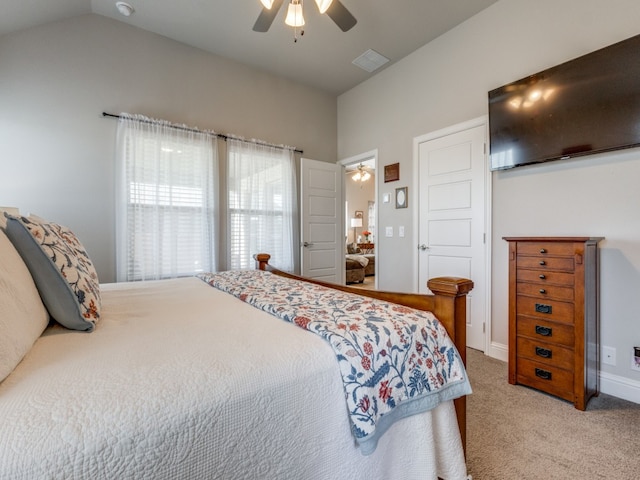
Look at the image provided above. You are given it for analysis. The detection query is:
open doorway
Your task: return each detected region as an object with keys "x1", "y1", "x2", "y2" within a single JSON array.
[{"x1": 340, "y1": 150, "x2": 378, "y2": 290}]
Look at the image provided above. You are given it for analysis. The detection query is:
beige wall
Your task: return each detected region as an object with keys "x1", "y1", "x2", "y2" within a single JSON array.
[
  {"x1": 0, "y1": 14, "x2": 337, "y2": 282},
  {"x1": 338, "y1": 0, "x2": 640, "y2": 399}
]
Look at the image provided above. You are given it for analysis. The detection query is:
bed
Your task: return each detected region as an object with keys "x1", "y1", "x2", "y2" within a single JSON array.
[{"x1": 0, "y1": 214, "x2": 474, "y2": 480}]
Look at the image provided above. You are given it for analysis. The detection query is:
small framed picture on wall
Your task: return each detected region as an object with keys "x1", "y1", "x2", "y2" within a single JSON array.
[
  {"x1": 395, "y1": 187, "x2": 408, "y2": 209},
  {"x1": 384, "y1": 163, "x2": 400, "y2": 183}
]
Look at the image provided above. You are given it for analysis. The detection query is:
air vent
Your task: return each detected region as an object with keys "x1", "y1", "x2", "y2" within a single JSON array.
[{"x1": 352, "y1": 49, "x2": 389, "y2": 73}]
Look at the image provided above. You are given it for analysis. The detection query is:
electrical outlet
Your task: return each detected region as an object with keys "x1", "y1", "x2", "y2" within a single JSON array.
[
  {"x1": 385, "y1": 226, "x2": 393, "y2": 237},
  {"x1": 632, "y1": 347, "x2": 640, "y2": 371},
  {"x1": 602, "y1": 346, "x2": 616, "y2": 366}
]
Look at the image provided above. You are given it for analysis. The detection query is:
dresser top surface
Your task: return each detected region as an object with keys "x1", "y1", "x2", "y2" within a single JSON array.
[{"x1": 503, "y1": 236, "x2": 604, "y2": 243}]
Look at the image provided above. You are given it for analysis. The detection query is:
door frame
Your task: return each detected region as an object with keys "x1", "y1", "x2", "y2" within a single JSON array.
[
  {"x1": 339, "y1": 149, "x2": 379, "y2": 287},
  {"x1": 412, "y1": 116, "x2": 493, "y2": 354}
]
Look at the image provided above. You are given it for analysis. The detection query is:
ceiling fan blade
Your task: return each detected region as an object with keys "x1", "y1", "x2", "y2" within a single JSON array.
[
  {"x1": 326, "y1": 0, "x2": 357, "y2": 32},
  {"x1": 252, "y1": 0, "x2": 285, "y2": 32}
]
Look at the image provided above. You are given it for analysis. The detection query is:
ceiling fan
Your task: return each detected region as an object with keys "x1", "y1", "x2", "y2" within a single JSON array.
[
  {"x1": 253, "y1": 0, "x2": 357, "y2": 34},
  {"x1": 348, "y1": 163, "x2": 371, "y2": 182}
]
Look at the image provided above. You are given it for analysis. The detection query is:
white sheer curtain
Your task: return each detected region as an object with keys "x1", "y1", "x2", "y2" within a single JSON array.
[
  {"x1": 227, "y1": 139, "x2": 296, "y2": 272},
  {"x1": 115, "y1": 113, "x2": 218, "y2": 281}
]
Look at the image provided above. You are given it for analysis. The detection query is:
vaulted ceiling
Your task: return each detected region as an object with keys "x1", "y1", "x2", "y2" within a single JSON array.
[{"x1": 2, "y1": 0, "x2": 498, "y2": 94}]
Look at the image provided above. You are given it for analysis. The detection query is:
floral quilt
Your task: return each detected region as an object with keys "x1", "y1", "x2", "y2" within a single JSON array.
[{"x1": 198, "y1": 270, "x2": 471, "y2": 455}]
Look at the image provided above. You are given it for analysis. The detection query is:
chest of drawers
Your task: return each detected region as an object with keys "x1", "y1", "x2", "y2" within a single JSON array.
[{"x1": 503, "y1": 237, "x2": 603, "y2": 410}]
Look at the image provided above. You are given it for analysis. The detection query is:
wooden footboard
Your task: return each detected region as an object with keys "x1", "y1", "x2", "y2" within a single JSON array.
[{"x1": 254, "y1": 253, "x2": 474, "y2": 452}]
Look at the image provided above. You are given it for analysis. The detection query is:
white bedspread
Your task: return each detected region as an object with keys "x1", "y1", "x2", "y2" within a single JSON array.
[{"x1": 0, "y1": 277, "x2": 468, "y2": 480}]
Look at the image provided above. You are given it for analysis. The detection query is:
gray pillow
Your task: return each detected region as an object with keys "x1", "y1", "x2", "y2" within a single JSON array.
[{"x1": 4, "y1": 214, "x2": 101, "y2": 332}]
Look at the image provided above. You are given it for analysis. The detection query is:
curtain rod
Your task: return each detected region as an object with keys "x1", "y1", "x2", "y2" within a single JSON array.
[{"x1": 102, "y1": 112, "x2": 303, "y2": 154}]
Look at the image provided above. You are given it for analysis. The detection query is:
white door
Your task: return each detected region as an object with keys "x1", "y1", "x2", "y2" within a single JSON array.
[
  {"x1": 300, "y1": 158, "x2": 343, "y2": 282},
  {"x1": 416, "y1": 122, "x2": 487, "y2": 351}
]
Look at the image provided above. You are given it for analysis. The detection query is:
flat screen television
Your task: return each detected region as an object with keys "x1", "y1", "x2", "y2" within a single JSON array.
[{"x1": 488, "y1": 33, "x2": 640, "y2": 171}]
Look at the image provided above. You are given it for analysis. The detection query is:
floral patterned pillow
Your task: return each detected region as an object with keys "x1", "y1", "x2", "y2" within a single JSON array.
[{"x1": 4, "y1": 214, "x2": 101, "y2": 332}]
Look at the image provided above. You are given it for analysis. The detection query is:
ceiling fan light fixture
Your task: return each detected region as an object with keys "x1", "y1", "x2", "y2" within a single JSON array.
[
  {"x1": 285, "y1": 0, "x2": 305, "y2": 27},
  {"x1": 253, "y1": 0, "x2": 356, "y2": 37},
  {"x1": 351, "y1": 163, "x2": 371, "y2": 182},
  {"x1": 314, "y1": 0, "x2": 333, "y2": 14}
]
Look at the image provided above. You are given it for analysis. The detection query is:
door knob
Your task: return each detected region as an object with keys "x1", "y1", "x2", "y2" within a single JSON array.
[
  {"x1": 418, "y1": 244, "x2": 429, "y2": 251},
  {"x1": 302, "y1": 241, "x2": 314, "y2": 247}
]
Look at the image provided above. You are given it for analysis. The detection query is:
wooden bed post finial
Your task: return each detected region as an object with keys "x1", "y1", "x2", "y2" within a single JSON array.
[
  {"x1": 426, "y1": 277, "x2": 474, "y2": 297},
  {"x1": 254, "y1": 253, "x2": 271, "y2": 271}
]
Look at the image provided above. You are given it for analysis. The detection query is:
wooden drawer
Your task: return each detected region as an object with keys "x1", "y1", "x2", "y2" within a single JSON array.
[
  {"x1": 516, "y1": 357, "x2": 574, "y2": 402},
  {"x1": 516, "y1": 282, "x2": 574, "y2": 301},
  {"x1": 517, "y1": 255, "x2": 575, "y2": 271},
  {"x1": 516, "y1": 242, "x2": 577, "y2": 256},
  {"x1": 516, "y1": 336, "x2": 574, "y2": 370},
  {"x1": 516, "y1": 296, "x2": 574, "y2": 323},
  {"x1": 517, "y1": 269, "x2": 574, "y2": 287},
  {"x1": 516, "y1": 316, "x2": 575, "y2": 347}
]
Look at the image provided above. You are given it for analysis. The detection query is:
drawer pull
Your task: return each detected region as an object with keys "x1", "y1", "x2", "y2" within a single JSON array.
[
  {"x1": 535, "y1": 325, "x2": 552, "y2": 336},
  {"x1": 539, "y1": 274, "x2": 546, "y2": 279},
  {"x1": 535, "y1": 303, "x2": 552, "y2": 314},
  {"x1": 535, "y1": 346, "x2": 552, "y2": 358},
  {"x1": 540, "y1": 248, "x2": 547, "y2": 254},
  {"x1": 539, "y1": 260, "x2": 546, "y2": 266},
  {"x1": 539, "y1": 289, "x2": 546, "y2": 294},
  {"x1": 535, "y1": 368, "x2": 552, "y2": 380}
]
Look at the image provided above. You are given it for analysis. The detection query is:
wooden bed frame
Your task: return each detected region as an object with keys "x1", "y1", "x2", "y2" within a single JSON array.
[{"x1": 254, "y1": 253, "x2": 474, "y2": 451}]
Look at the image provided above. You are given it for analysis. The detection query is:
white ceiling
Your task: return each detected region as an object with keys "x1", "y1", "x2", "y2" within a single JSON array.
[{"x1": 1, "y1": 0, "x2": 498, "y2": 95}]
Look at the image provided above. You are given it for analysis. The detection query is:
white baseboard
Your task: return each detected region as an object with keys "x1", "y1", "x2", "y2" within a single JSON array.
[
  {"x1": 483, "y1": 343, "x2": 640, "y2": 405},
  {"x1": 486, "y1": 341, "x2": 508, "y2": 363},
  {"x1": 600, "y1": 371, "x2": 640, "y2": 404}
]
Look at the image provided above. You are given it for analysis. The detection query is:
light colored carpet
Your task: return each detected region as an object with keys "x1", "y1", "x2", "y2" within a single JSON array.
[
  {"x1": 465, "y1": 348, "x2": 640, "y2": 479},
  {"x1": 349, "y1": 275, "x2": 377, "y2": 291}
]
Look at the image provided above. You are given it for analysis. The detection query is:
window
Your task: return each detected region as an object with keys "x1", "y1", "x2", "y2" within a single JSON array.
[
  {"x1": 116, "y1": 115, "x2": 218, "y2": 281},
  {"x1": 227, "y1": 139, "x2": 296, "y2": 271}
]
